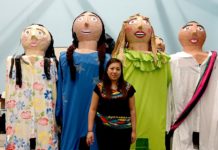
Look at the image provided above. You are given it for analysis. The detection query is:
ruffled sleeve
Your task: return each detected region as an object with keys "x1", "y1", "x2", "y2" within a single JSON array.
[{"x1": 124, "y1": 49, "x2": 170, "y2": 72}]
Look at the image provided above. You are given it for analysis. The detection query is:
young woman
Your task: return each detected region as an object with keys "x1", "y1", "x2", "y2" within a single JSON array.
[{"x1": 87, "y1": 58, "x2": 136, "y2": 150}]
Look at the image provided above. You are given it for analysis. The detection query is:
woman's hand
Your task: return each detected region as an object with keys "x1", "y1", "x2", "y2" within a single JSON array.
[
  {"x1": 86, "y1": 131, "x2": 94, "y2": 146},
  {"x1": 131, "y1": 131, "x2": 136, "y2": 143}
]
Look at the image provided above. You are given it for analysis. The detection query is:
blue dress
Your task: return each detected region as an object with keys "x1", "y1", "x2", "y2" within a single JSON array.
[{"x1": 56, "y1": 51, "x2": 109, "y2": 150}]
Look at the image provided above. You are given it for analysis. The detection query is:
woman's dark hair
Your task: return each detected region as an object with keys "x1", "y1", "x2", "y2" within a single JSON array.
[
  {"x1": 9, "y1": 24, "x2": 57, "y2": 88},
  {"x1": 66, "y1": 11, "x2": 106, "y2": 80},
  {"x1": 103, "y1": 58, "x2": 127, "y2": 99}
]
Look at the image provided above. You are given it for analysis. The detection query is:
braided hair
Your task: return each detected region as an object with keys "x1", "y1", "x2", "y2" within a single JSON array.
[
  {"x1": 66, "y1": 11, "x2": 106, "y2": 80},
  {"x1": 9, "y1": 24, "x2": 57, "y2": 88}
]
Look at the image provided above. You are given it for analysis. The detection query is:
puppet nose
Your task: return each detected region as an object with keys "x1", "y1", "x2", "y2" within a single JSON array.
[
  {"x1": 84, "y1": 22, "x2": 89, "y2": 27},
  {"x1": 30, "y1": 30, "x2": 38, "y2": 39},
  {"x1": 192, "y1": 28, "x2": 197, "y2": 36},
  {"x1": 138, "y1": 25, "x2": 142, "y2": 30}
]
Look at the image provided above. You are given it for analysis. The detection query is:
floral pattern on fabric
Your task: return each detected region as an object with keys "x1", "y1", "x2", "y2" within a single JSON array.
[{"x1": 5, "y1": 55, "x2": 58, "y2": 150}]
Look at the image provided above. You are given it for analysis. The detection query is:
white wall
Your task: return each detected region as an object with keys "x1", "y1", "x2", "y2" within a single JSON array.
[{"x1": 0, "y1": 0, "x2": 218, "y2": 92}]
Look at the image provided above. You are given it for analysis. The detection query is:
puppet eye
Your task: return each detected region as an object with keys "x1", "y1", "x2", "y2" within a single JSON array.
[
  {"x1": 38, "y1": 31, "x2": 43, "y2": 35},
  {"x1": 143, "y1": 20, "x2": 150, "y2": 25},
  {"x1": 184, "y1": 26, "x2": 190, "y2": 31},
  {"x1": 36, "y1": 30, "x2": 45, "y2": 37},
  {"x1": 197, "y1": 26, "x2": 204, "y2": 31},
  {"x1": 90, "y1": 17, "x2": 98, "y2": 22},
  {"x1": 77, "y1": 17, "x2": 84, "y2": 22},
  {"x1": 24, "y1": 30, "x2": 30, "y2": 35},
  {"x1": 128, "y1": 19, "x2": 137, "y2": 25}
]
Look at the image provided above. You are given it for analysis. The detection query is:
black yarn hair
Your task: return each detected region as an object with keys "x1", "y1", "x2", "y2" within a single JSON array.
[
  {"x1": 105, "y1": 33, "x2": 115, "y2": 54},
  {"x1": 9, "y1": 24, "x2": 57, "y2": 88},
  {"x1": 66, "y1": 11, "x2": 107, "y2": 80}
]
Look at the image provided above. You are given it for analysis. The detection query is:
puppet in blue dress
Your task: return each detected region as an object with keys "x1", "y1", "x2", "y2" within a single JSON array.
[{"x1": 55, "y1": 11, "x2": 110, "y2": 150}]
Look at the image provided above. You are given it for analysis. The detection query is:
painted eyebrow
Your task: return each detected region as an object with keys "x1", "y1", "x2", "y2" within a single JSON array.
[
  {"x1": 88, "y1": 14, "x2": 97, "y2": 17},
  {"x1": 130, "y1": 18, "x2": 137, "y2": 20},
  {"x1": 182, "y1": 24, "x2": 205, "y2": 30},
  {"x1": 159, "y1": 38, "x2": 163, "y2": 41},
  {"x1": 143, "y1": 18, "x2": 149, "y2": 21},
  {"x1": 24, "y1": 27, "x2": 45, "y2": 33},
  {"x1": 78, "y1": 14, "x2": 85, "y2": 17},
  {"x1": 24, "y1": 27, "x2": 32, "y2": 30},
  {"x1": 197, "y1": 25, "x2": 205, "y2": 29},
  {"x1": 182, "y1": 24, "x2": 192, "y2": 29},
  {"x1": 36, "y1": 28, "x2": 46, "y2": 34},
  {"x1": 128, "y1": 18, "x2": 137, "y2": 22}
]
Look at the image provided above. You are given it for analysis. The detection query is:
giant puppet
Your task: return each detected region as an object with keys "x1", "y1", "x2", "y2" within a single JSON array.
[
  {"x1": 112, "y1": 14, "x2": 171, "y2": 150},
  {"x1": 166, "y1": 21, "x2": 218, "y2": 150},
  {"x1": 5, "y1": 24, "x2": 58, "y2": 150},
  {"x1": 155, "y1": 36, "x2": 166, "y2": 53},
  {"x1": 55, "y1": 11, "x2": 109, "y2": 150}
]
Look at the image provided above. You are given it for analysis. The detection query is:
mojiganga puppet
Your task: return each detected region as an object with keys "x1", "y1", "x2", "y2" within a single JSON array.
[
  {"x1": 112, "y1": 13, "x2": 171, "y2": 150},
  {"x1": 166, "y1": 21, "x2": 218, "y2": 150},
  {"x1": 155, "y1": 36, "x2": 166, "y2": 53},
  {"x1": 5, "y1": 24, "x2": 58, "y2": 150},
  {"x1": 55, "y1": 11, "x2": 109, "y2": 150}
]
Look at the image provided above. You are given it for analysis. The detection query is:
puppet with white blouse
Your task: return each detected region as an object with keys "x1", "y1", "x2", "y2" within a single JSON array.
[
  {"x1": 5, "y1": 24, "x2": 58, "y2": 150},
  {"x1": 166, "y1": 21, "x2": 218, "y2": 150}
]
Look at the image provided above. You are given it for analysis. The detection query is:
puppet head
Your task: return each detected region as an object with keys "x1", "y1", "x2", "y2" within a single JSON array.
[
  {"x1": 10, "y1": 24, "x2": 56, "y2": 88},
  {"x1": 155, "y1": 36, "x2": 165, "y2": 52},
  {"x1": 21, "y1": 24, "x2": 52, "y2": 56},
  {"x1": 178, "y1": 21, "x2": 206, "y2": 52},
  {"x1": 67, "y1": 11, "x2": 106, "y2": 80},
  {"x1": 72, "y1": 11, "x2": 105, "y2": 48},
  {"x1": 112, "y1": 14, "x2": 157, "y2": 59}
]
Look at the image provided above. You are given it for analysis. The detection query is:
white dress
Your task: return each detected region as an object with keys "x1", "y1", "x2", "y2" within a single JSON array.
[{"x1": 167, "y1": 51, "x2": 218, "y2": 150}]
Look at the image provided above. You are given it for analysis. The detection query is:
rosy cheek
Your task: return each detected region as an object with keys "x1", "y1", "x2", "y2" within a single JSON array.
[
  {"x1": 147, "y1": 28, "x2": 152, "y2": 34},
  {"x1": 41, "y1": 37, "x2": 50, "y2": 42},
  {"x1": 125, "y1": 27, "x2": 132, "y2": 32},
  {"x1": 21, "y1": 36, "x2": 28, "y2": 41}
]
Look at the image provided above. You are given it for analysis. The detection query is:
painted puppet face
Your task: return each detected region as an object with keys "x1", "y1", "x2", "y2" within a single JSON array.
[
  {"x1": 107, "y1": 62, "x2": 122, "y2": 82},
  {"x1": 21, "y1": 24, "x2": 51, "y2": 56},
  {"x1": 125, "y1": 16, "x2": 152, "y2": 44},
  {"x1": 178, "y1": 21, "x2": 206, "y2": 48},
  {"x1": 73, "y1": 12, "x2": 103, "y2": 42},
  {"x1": 155, "y1": 36, "x2": 165, "y2": 52}
]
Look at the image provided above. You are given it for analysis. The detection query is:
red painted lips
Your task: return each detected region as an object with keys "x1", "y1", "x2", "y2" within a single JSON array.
[{"x1": 135, "y1": 31, "x2": 146, "y2": 38}]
